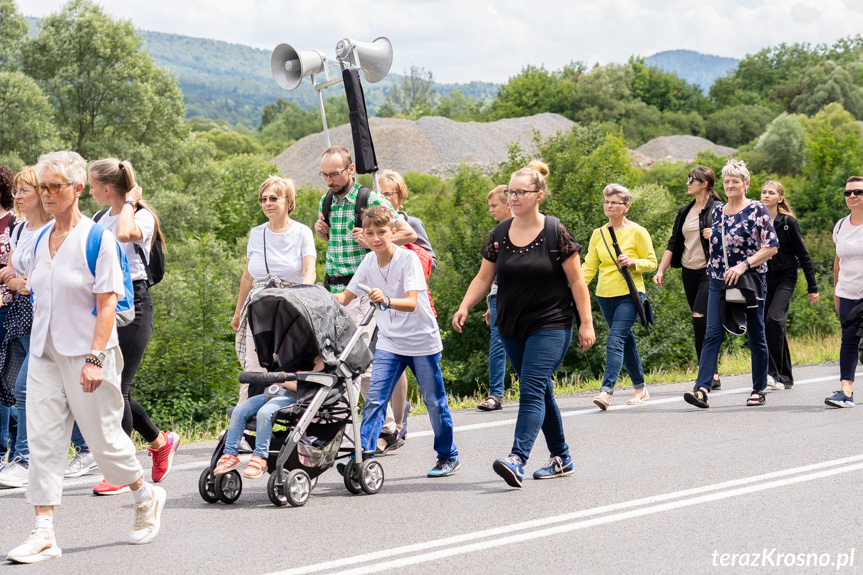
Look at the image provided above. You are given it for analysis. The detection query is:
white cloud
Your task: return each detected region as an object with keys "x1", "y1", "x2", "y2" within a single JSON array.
[{"x1": 21, "y1": 0, "x2": 863, "y2": 83}]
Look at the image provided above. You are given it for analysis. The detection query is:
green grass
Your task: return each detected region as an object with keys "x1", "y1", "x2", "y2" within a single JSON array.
[{"x1": 135, "y1": 332, "x2": 841, "y2": 447}]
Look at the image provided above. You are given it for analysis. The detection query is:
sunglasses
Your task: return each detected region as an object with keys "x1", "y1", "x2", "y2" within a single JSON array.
[
  {"x1": 38, "y1": 182, "x2": 73, "y2": 194},
  {"x1": 844, "y1": 189, "x2": 863, "y2": 197},
  {"x1": 686, "y1": 176, "x2": 701, "y2": 185}
]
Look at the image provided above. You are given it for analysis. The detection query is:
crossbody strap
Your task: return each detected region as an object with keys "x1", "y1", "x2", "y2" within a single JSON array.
[
  {"x1": 720, "y1": 207, "x2": 731, "y2": 271},
  {"x1": 262, "y1": 226, "x2": 270, "y2": 275},
  {"x1": 599, "y1": 227, "x2": 627, "y2": 277}
]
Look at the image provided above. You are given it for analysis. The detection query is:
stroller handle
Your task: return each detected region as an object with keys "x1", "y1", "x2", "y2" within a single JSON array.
[{"x1": 238, "y1": 371, "x2": 297, "y2": 385}]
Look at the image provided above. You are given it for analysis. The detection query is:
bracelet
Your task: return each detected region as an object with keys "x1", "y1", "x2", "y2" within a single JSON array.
[
  {"x1": 124, "y1": 200, "x2": 134, "y2": 205},
  {"x1": 383, "y1": 296, "x2": 390, "y2": 311},
  {"x1": 84, "y1": 356, "x2": 103, "y2": 368},
  {"x1": 744, "y1": 258, "x2": 751, "y2": 269}
]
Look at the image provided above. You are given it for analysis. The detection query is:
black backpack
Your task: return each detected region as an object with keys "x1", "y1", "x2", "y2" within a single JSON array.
[
  {"x1": 321, "y1": 185, "x2": 372, "y2": 228},
  {"x1": 94, "y1": 207, "x2": 165, "y2": 287},
  {"x1": 491, "y1": 214, "x2": 562, "y2": 265}
]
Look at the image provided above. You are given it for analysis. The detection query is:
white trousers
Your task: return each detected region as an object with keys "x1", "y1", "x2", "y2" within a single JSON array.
[{"x1": 26, "y1": 332, "x2": 143, "y2": 506}]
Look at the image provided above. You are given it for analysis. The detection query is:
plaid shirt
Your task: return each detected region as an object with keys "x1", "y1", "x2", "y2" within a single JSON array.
[{"x1": 319, "y1": 181, "x2": 400, "y2": 293}]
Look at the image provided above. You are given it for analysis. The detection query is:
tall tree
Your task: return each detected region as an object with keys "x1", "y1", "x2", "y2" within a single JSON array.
[
  {"x1": 378, "y1": 65, "x2": 437, "y2": 119},
  {"x1": 0, "y1": 71, "x2": 58, "y2": 165},
  {"x1": 21, "y1": 0, "x2": 187, "y2": 166},
  {"x1": 0, "y1": 0, "x2": 27, "y2": 71}
]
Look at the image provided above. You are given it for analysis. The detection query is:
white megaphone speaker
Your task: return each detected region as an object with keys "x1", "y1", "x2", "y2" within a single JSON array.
[
  {"x1": 271, "y1": 43, "x2": 328, "y2": 91},
  {"x1": 334, "y1": 37, "x2": 393, "y2": 83}
]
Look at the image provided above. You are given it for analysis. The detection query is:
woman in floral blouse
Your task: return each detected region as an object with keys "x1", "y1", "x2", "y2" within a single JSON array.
[{"x1": 684, "y1": 159, "x2": 778, "y2": 409}]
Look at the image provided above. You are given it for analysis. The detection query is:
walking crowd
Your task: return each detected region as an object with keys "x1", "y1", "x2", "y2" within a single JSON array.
[{"x1": 1, "y1": 146, "x2": 861, "y2": 564}]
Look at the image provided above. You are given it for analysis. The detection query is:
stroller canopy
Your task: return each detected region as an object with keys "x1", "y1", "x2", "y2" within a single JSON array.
[{"x1": 246, "y1": 285, "x2": 373, "y2": 377}]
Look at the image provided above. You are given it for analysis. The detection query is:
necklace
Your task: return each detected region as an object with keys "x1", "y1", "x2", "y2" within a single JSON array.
[
  {"x1": 378, "y1": 262, "x2": 390, "y2": 284},
  {"x1": 51, "y1": 230, "x2": 70, "y2": 240}
]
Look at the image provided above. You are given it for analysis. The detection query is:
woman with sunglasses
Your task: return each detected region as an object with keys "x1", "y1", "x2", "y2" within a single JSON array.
[
  {"x1": 825, "y1": 177, "x2": 863, "y2": 408},
  {"x1": 653, "y1": 166, "x2": 723, "y2": 389},
  {"x1": 583, "y1": 184, "x2": 657, "y2": 410},
  {"x1": 453, "y1": 160, "x2": 595, "y2": 488},
  {"x1": 230, "y1": 176, "x2": 315, "y2": 470}
]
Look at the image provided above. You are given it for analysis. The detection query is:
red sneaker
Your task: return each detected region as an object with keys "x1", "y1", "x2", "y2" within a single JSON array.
[
  {"x1": 148, "y1": 432, "x2": 181, "y2": 483},
  {"x1": 93, "y1": 479, "x2": 130, "y2": 496}
]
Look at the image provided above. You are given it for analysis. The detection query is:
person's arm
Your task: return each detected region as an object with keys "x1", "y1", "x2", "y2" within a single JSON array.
[
  {"x1": 301, "y1": 255, "x2": 316, "y2": 285},
  {"x1": 114, "y1": 186, "x2": 145, "y2": 243},
  {"x1": 0, "y1": 261, "x2": 15, "y2": 284},
  {"x1": 788, "y1": 217, "x2": 818, "y2": 296},
  {"x1": 562, "y1": 254, "x2": 596, "y2": 351},
  {"x1": 620, "y1": 228, "x2": 657, "y2": 273},
  {"x1": 231, "y1": 261, "x2": 253, "y2": 331},
  {"x1": 653, "y1": 250, "x2": 673, "y2": 286},
  {"x1": 723, "y1": 245, "x2": 778, "y2": 286},
  {"x1": 367, "y1": 287, "x2": 418, "y2": 312},
  {"x1": 452, "y1": 258, "x2": 496, "y2": 333},
  {"x1": 391, "y1": 218, "x2": 417, "y2": 246},
  {"x1": 80, "y1": 291, "x2": 118, "y2": 393},
  {"x1": 333, "y1": 288, "x2": 357, "y2": 306},
  {"x1": 580, "y1": 231, "x2": 600, "y2": 286},
  {"x1": 834, "y1": 255, "x2": 841, "y2": 314}
]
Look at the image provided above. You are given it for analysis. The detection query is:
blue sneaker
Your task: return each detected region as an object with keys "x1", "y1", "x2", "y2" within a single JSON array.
[
  {"x1": 532, "y1": 455, "x2": 574, "y2": 480},
  {"x1": 493, "y1": 455, "x2": 524, "y2": 488},
  {"x1": 825, "y1": 390, "x2": 855, "y2": 408},
  {"x1": 427, "y1": 457, "x2": 460, "y2": 478}
]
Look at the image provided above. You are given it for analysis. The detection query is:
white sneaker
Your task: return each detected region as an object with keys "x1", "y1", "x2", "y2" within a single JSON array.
[
  {"x1": 130, "y1": 485, "x2": 166, "y2": 545},
  {"x1": 766, "y1": 375, "x2": 784, "y2": 390},
  {"x1": 0, "y1": 458, "x2": 28, "y2": 488},
  {"x1": 6, "y1": 530, "x2": 62, "y2": 564},
  {"x1": 64, "y1": 450, "x2": 98, "y2": 478}
]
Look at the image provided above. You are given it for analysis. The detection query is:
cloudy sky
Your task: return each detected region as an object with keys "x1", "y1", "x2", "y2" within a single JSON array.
[{"x1": 22, "y1": 0, "x2": 863, "y2": 84}]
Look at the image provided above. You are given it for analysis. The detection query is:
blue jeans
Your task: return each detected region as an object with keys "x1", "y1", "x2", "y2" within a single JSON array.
[
  {"x1": 838, "y1": 297, "x2": 862, "y2": 382},
  {"x1": 223, "y1": 393, "x2": 296, "y2": 458},
  {"x1": 70, "y1": 422, "x2": 89, "y2": 453},
  {"x1": 488, "y1": 295, "x2": 507, "y2": 398},
  {"x1": 502, "y1": 329, "x2": 571, "y2": 464},
  {"x1": 0, "y1": 404, "x2": 15, "y2": 461},
  {"x1": 361, "y1": 350, "x2": 457, "y2": 460},
  {"x1": 597, "y1": 294, "x2": 646, "y2": 393},
  {"x1": 696, "y1": 277, "x2": 768, "y2": 391},
  {"x1": 12, "y1": 335, "x2": 30, "y2": 465}
]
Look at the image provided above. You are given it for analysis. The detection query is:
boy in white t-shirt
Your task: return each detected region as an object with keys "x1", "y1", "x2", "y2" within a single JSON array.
[{"x1": 334, "y1": 206, "x2": 458, "y2": 477}]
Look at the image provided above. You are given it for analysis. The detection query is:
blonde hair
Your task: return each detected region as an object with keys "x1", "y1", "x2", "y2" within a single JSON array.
[
  {"x1": 259, "y1": 175, "x2": 297, "y2": 215},
  {"x1": 721, "y1": 158, "x2": 751, "y2": 183},
  {"x1": 486, "y1": 184, "x2": 508, "y2": 202},
  {"x1": 510, "y1": 159, "x2": 550, "y2": 194},
  {"x1": 762, "y1": 180, "x2": 795, "y2": 218},
  {"x1": 603, "y1": 183, "x2": 632, "y2": 204},
  {"x1": 378, "y1": 169, "x2": 408, "y2": 209},
  {"x1": 88, "y1": 158, "x2": 167, "y2": 253},
  {"x1": 13, "y1": 167, "x2": 53, "y2": 223}
]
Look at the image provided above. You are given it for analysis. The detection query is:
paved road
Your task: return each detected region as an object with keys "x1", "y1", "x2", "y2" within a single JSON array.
[{"x1": 1, "y1": 362, "x2": 861, "y2": 574}]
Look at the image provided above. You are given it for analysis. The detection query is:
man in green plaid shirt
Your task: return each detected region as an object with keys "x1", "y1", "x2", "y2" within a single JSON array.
[{"x1": 314, "y1": 145, "x2": 416, "y2": 453}]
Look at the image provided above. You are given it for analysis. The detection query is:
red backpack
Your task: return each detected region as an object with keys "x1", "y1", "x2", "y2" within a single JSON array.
[{"x1": 402, "y1": 244, "x2": 436, "y2": 316}]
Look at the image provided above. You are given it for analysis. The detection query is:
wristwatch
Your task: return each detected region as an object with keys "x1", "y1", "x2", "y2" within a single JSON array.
[{"x1": 87, "y1": 349, "x2": 106, "y2": 368}]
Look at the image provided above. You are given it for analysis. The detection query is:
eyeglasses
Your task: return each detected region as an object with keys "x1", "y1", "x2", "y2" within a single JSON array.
[
  {"x1": 505, "y1": 189, "x2": 540, "y2": 198},
  {"x1": 381, "y1": 191, "x2": 397, "y2": 199},
  {"x1": 13, "y1": 186, "x2": 35, "y2": 197},
  {"x1": 603, "y1": 200, "x2": 627, "y2": 207},
  {"x1": 844, "y1": 189, "x2": 863, "y2": 197},
  {"x1": 38, "y1": 182, "x2": 73, "y2": 194},
  {"x1": 259, "y1": 195, "x2": 283, "y2": 204},
  {"x1": 318, "y1": 166, "x2": 350, "y2": 181}
]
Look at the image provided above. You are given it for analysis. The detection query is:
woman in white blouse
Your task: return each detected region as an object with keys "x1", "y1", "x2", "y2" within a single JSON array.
[
  {"x1": 6, "y1": 151, "x2": 164, "y2": 565},
  {"x1": 231, "y1": 176, "x2": 316, "y2": 401}
]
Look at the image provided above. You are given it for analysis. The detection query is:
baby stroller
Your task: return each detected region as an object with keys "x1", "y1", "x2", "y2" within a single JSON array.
[{"x1": 198, "y1": 283, "x2": 381, "y2": 507}]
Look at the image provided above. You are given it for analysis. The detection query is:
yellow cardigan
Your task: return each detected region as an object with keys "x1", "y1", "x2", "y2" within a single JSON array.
[{"x1": 582, "y1": 222, "x2": 657, "y2": 298}]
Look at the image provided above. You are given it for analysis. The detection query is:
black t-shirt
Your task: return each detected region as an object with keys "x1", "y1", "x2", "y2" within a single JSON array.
[{"x1": 481, "y1": 221, "x2": 582, "y2": 339}]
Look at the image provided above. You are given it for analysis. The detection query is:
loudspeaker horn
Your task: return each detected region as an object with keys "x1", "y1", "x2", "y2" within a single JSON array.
[
  {"x1": 270, "y1": 43, "x2": 328, "y2": 91},
  {"x1": 334, "y1": 37, "x2": 393, "y2": 83}
]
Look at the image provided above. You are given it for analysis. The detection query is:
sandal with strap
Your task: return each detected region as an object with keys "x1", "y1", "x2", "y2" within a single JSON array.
[
  {"x1": 746, "y1": 390, "x2": 766, "y2": 406},
  {"x1": 241, "y1": 455, "x2": 268, "y2": 479},
  {"x1": 684, "y1": 387, "x2": 709, "y2": 409},
  {"x1": 477, "y1": 396, "x2": 503, "y2": 411},
  {"x1": 214, "y1": 454, "x2": 241, "y2": 476}
]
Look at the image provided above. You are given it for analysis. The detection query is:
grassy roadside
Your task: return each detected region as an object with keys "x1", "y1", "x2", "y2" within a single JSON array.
[{"x1": 136, "y1": 332, "x2": 841, "y2": 448}]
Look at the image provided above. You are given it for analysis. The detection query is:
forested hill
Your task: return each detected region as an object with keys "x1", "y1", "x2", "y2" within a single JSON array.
[{"x1": 645, "y1": 50, "x2": 739, "y2": 92}]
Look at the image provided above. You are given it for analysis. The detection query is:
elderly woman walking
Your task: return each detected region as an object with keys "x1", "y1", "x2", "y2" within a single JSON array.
[
  {"x1": 6, "y1": 151, "x2": 165, "y2": 565},
  {"x1": 582, "y1": 184, "x2": 657, "y2": 409},
  {"x1": 683, "y1": 160, "x2": 778, "y2": 409}
]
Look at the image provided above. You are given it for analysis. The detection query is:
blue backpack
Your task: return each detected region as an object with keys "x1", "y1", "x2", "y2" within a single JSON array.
[{"x1": 34, "y1": 222, "x2": 136, "y2": 326}]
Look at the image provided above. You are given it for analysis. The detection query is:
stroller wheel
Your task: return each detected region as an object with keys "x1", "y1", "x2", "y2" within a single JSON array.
[
  {"x1": 343, "y1": 460, "x2": 362, "y2": 494},
  {"x1": 267, "y1": 470, "x2": 288, "y2": 507},
  {"x1": 215, "y1": 470, "x2": 243, "y2": 504},
  {"x1": 198, "y1": 468, "x2": 218, "y2": 503},
  {"x1": 286, "y1": 469, "x2": 312, "y2": 507},
  {"x1": 359, "y1": 459, "x2": 385, "y2": 495}
]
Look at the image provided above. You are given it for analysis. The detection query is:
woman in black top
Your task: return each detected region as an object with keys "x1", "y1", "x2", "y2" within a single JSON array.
[
  {"x1": 653, "y1": 166, "x2": 722, "y2": 388},
  {"x1": 452, "y1": 160, "x2": 595, "y2": 488},
  {"x1": 760, "y1": 180, "x2": 818, "y2": 389}
]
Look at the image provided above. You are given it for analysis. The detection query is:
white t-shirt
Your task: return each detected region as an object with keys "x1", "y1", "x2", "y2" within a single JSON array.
[
  {"x1": 834, "y1": 216, "x2": 863, "y2": 300},
  {"x1": 10, "y1": 221, "x2": 52, "y2": 276},
  {"x1": 97, "y1": 208, "x2": 155, "y2": 282},
  {"x1": 346, "y1": 248, "x2": 442, "y2": 356},
  {"x1": 28, "y1": 218, "x2": 125, "y2": 357},
  {"x1": 246, "y1": 222, "x2": 316, "y2": 297}
]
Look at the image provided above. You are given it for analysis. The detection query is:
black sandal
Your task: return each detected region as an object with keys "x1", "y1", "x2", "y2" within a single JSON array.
[
  {"x1": 477, "y1": 396, "x2": 503, "y2": 411},
  {"x1": 746, "y1": 390, "x2": 766, "y2": 406},
  {"x1": 684, "y1": 387, "x2": 710, "y2": 409}
]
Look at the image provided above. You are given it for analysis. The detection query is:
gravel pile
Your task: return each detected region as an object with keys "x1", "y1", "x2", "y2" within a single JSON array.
[
  {"x1": 273, "y1": 113, "x2": 576, "y2": 188},
  {"x1": 633, "y1": 135, "x2": 735, "y2": 168}
]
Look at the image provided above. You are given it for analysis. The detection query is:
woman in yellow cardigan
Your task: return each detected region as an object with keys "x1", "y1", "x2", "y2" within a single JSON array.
[{"x1": 582, "y1": 184, "x2": 657, "y2": 409}]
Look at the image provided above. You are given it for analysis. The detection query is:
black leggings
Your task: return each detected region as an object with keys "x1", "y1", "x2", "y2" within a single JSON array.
[
  {"x1": 765, "y1": 268, "x2": 797, "y2": 385},
  {"x1": 681, "y1": 266, "x2": 711, "y2": 362},
  {"x1": 117, "y1": 281, "x2": 159, "y2": 443}
]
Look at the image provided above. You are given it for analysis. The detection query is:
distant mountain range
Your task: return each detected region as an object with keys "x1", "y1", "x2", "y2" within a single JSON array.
[{"x1": 25, "y1": 18, "x2": 738, "y2": 127}]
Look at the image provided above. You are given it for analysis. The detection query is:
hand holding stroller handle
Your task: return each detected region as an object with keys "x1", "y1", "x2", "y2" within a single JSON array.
[
  {"x1": 356, "y1": 283, "x2": 372, "y2": 294},
  {"x1": 356, "y1": 282, "x2": 386, "y2": 312},
  {"x1": 238, "y1": 371, "x2": 297, "y2": 385}
]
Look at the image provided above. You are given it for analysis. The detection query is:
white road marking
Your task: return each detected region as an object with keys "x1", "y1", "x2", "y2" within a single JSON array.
[{"x1": 268, "y1": 453, "x2": 863, "y2": 575}]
